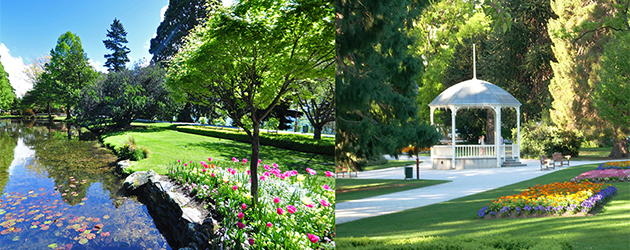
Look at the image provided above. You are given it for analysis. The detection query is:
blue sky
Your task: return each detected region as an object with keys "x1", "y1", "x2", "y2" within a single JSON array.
[{"x1": 0, "y1": 0, "x2": 231, "y2": 97}]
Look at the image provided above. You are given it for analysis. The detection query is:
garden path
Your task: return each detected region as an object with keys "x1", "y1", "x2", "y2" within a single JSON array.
[{"x1": 335, "y1": 156, "x2": 628, "y2": 224}]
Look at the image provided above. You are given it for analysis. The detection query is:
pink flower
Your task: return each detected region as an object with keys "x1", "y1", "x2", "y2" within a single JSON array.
[
  {"x1": 305, "y1": 203, "x2": 314, "y2": 208},
  {"x1": 242, "y1": 203, "x2": 247, "y2": 210},
  {"x1": 243, "y1": 158, "x2": 248, "y2": 163},
  {"x1": 177, "y1": 159, "x2": 181, "y2": 163},
  {"x1": 201, "y1": 161, "x2": 207, "y2": 168},
  {"x1": 208, "y1": 157, "x2": 212, "y2": 162},
  {"x1": 202, "y1": 168, "x2": 206, "y2": 173},
  {"x1": 247, "y1": 170, "x2": 251, "y2": 175},
  {"x1": 266, "y1": 222, "x2": 273, "y2": 227},
  {"x1": 323, "y1": 184, "x2": 332, "y2": 191},
  {"x1": 264, "y1": 165, "x2": 270, "y2": 170},
  {"x1": 273, "y1": 163, "x2": 278, "y2": 168},
  {"x1": 260, "y1": 175, "x2": 266, "y2": 181},
  {"x1": 184, "y1": 163, "x2": 187, "y2": 167},
  {"x1": 258, "y1": 159, "x2": 262, "y2": 164},
  {"x1": 233, "y1": 185, "x2": 238, "y2": 191},
  {"x1": 237, "y1": 222, "x2": 245, "y2": 229},
  {"x1": 248, "y1": 238, "x2": 254, "y2": 245},
  {"x1": 325, "y1": 171, "x2": 333, "y2": 177},
  {"x1": 307, "y1": 233, "x2": 319, "y2": 243},
  {"x1": 276, "y1": 207, "x2": 284, "y2": 215},
  {"x1": 190, "y1": 160, "x2": 192, "y2": 163},
  {"x1": 211, "y1": 173, "x2": 216, "y2": 177},
  {"x1": 231, "y1": 169, "x2": 236, "y2": 175},
  {"x1": 232, "y1": 157, "x2": 237, "y2": 162},
  {"x1": 237, "y1": 212, "x2": 244, "y2": 219},
  {"x1": 273, "y1": 197, "x2": 280, "y2": 203},
  {"x1": 306, "y1": 168, "x2": 317, "y2": 175},
  {"x1": 286, "y1": 205, "x2": 297, "y2": 214},
  {"x1": 320, "y1": 199, "x2": 330, "y2": 207}
]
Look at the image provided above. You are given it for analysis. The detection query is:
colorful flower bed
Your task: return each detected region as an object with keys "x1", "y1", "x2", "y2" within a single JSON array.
[
  {"x1": 596, "y1": 160, "x2": 630, "y2": 170},
  {"x1": 571, "y1": 169, "x2": 630, "y2": 183},
  {"x1": 169, "y1": 157, "x2": 335, "y2": 249},
  {"x1": 477, "y1": 181, "x2": 617, "y2": 218}
]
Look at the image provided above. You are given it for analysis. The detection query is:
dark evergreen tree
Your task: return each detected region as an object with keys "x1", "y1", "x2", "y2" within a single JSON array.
[
  {"x1": 0, "y1": 59, "x2": 16, "y2": 111},
  {"x1": 103, "y1": 18, "x2": 131, "y2": 72},
  {"x1": 149, "y1": 0, "x2": 219, "y2": 63},
  {"x1": 336, "y1": 0, "x2": 441, "y2": 170}
]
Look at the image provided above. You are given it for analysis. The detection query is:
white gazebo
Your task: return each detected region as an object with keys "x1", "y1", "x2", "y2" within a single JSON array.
[{"x1": 428, "y1": 47, "x2": 522, "y2": 169}]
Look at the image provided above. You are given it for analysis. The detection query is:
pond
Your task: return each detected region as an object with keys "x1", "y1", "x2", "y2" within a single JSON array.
[{"x1": 0, "y1": 120, "x2": 171, "y2": 249}]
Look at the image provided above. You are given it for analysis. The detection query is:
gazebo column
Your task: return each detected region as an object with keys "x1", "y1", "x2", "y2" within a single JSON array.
[
  {"x1": 430, "y1": 107, "x2": 436, "y2": 125},
  {"x1": 512, "y1": 107, "x2": 521, "y2": 161},
  {"x1": 494, "y1": 106, "x2": 502, "y2": 168},
  {"x1": 450, "y1": 106, "x2": 459, "y2": 169}
]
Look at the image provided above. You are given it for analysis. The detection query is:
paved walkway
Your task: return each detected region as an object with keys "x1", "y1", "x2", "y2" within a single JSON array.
[{"x1": 336, "y1": 156, "x2": 628, "y2": 224}]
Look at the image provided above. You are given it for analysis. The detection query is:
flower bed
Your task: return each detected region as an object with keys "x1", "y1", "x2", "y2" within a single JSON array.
[
  {"x1": 571, "y1": 169, "x2": 630, "y2": 183},
  {"x1": 596, "y1": 160, "x2": 630, "y2": 170},
  {"x1": 169, "y1": 158, "x2": 335, "y2": 249},
  {"x1": 477, "y1": 181, "x2": 617, "y2": 218}
]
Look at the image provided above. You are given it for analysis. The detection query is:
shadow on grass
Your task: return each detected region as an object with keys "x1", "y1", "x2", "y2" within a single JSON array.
[{"x1": 187, "y1": 141, "x2": 334, "y2": 174}]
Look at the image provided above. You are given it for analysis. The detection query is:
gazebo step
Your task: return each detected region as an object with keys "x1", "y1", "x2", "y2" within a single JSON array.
[{"x1": 501, "y1": 160, "x2": 527, "y2": 167}]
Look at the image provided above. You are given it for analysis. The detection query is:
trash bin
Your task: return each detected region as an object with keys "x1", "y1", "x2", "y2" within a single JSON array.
[{"x1": 404, "y1": 166, "x2": 413, "y2": 179}]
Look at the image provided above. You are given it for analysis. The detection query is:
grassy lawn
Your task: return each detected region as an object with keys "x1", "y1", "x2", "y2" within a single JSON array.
[
  {"x1": 102, "y1": 127, "x2": 334, "y2": 175},
  {"x1": 572, "y1": 147, "x2": 613, "y2": 159},
  {"x1": 336, "y1": 163, "x2": 630, "y2": 250},
  {"x1": 336, "y1": 179, "x2": 451, "y2": 203},
  {"x1": 364, "y1": 160, "x2": 420, "y2": 171}
]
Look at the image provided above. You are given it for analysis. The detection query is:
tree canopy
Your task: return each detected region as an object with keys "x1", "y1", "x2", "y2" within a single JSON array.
[
  {"x1": 46, "y1": 31, "x2": 97, "y2": 119},
  {"x1": 103, "y1": 18, "x2": 131, "y2": 72},
  {"x1": 168, "y1": 0, "x2": 334, "y2": 205},
  {"x1": 0, "y1": 59, "x2": 16, "y2": 111}
]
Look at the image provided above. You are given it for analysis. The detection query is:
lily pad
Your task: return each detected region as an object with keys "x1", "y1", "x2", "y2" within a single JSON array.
[
  {"x1": 100, "y1": 231, "x2": 110, "y2": 237},
  {"x1": 103, "y1": 215, "x2": 109, "y2": 220},
  {"x1": 86, "y1": 233, "x2": 96, "y2": 240},
  {"x1": 48, "y1": 243, "x2": 58, "y2": 249},
  {"x1": 78, "y1": 238, "x2": 88, "y2": 245}
]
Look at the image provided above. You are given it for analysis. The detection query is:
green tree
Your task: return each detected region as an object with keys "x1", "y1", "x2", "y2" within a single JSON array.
[
  {"x1": 46, "y1": 31, "x2": 98, "y2": 119},
  {"x1": 103, "y1": 18, "x2": 131, "y2": 72},
  {"x1": 294, "y1": 77, "x2": 334, "y2": 140},
  {"x1": 593, "y1": 33, "x2": 630, "y2": 157},
  {"x1": 168, "y1": 0, "x2": 334, "y2": 206},
  {"x1": 21, "y1": 54, "x2": 60, "y2": 119},
  {"x1": 336, "y1": 0, "x2": 443, "y2": 170},
  {"x1": 0, "y1": 59, "x2": 16, "y2": 112},
  {"x1": 149, "y1": 0, "x2": 219, "y2": 63}
]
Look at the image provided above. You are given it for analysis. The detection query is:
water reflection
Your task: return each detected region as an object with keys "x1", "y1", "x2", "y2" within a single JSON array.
[{"x1": 0, "y1": 120, "x2": 171, "y2": 249}]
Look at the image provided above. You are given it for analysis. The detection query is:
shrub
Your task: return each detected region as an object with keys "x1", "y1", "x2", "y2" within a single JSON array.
[
  {"x1": 116, "y1": 136, "x2": 148, "y2": 161},
  {"x1": 336, "y1": 236, "x2": 573, "y2": 250},
  {"x1": 515, "y1": 121, "x2": 581, "y2": 159}
]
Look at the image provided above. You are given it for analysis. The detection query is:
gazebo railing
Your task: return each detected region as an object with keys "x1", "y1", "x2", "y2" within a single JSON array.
[{"x1": 432, "y1": 145, "x2": 516, "y2": 158}]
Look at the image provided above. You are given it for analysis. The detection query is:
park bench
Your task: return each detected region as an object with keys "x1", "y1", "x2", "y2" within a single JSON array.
[
  {"x1": 335, "y1": 165, "x2": 357, "y2": 178},
  {"x1": 552, "y1": 152, "x2": 570, "y2": 167},
  {"x1": 540, "y1": 155, "x2": 555, "y2": 171}
]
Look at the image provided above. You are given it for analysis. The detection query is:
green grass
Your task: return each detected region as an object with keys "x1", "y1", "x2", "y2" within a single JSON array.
[
  {"x1": 336, "y1": 179, "x2": 451, "y2": 203},
  {"x1": 573, "y1": 147, "x2": 613, "y2": 159},
  {"x1": 336, "y1": 163, "x2": 630, "y2": 250},
  {"x1": 363, "y1": 160, "x2": 420, "y2": 171},
  {"x1": 101, "y1": 127, "x2": 334, "y2": 175}
]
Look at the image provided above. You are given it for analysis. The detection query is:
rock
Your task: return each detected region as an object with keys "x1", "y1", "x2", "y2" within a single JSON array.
[
  {"x1": 182, "y1": 207, "x2": 202, "y2": 224},
  {"x1": 116, "y1": 160, "x2": 131, "y2": 175}
]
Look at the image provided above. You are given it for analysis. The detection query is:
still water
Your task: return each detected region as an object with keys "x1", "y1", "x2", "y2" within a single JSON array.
[{"x1": 0, "y1": 120, "x2": 171, "y2": 249}]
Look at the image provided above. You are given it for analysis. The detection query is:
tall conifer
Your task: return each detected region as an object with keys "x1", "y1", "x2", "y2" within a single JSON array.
[{"x1": 103, "y1": 18, "x2": 131, "y2": 72}]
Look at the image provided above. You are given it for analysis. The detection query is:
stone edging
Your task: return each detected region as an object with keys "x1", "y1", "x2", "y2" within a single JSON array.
[{"x1": 117, "y1": 161, "x2": 217, "y2": 250}]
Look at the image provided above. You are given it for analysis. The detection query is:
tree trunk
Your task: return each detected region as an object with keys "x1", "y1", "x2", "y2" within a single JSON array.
[
  {"x1": 47, "y1": 102, "x2": 52, "y2": 121},
  {"x1": 250, "y1": 122, "x2": 260, "y2": 208},
  {"x1": 313, "y1": 126, "x2": 322, "y2": 140},
  {"x1": 66, "y1": 106, "x2": 72, "y2": 120},
  {"x1": 486, "y1": 109, "x2": 495, "y2": 144},
  {"x1": 609, "y1": 137, "x2": 629, "y2": 158}
]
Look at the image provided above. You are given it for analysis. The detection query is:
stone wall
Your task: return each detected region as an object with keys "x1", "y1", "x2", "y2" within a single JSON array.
[{"x1": 120, "y1": 166, "x2": 219, "y2": 250}]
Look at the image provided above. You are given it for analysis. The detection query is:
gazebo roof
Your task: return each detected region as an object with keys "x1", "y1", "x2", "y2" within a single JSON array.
[{"x1": 429, "y1": 78, "x2": 521, "y2": 109}]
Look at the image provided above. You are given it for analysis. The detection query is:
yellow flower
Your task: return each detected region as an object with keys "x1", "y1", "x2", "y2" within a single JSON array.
[
  {"x1": 245, "y1": 193, "x2": 252, "y2": 200},
  {"x1": 297, "y1": 174, "x2": 305, "y2": 182},
  {"x1": 223, "y1": 176, "x2": 229, "y2": 183},
  {"x1": 301, "y1": 196, "x2": 312, "y2": 205}
]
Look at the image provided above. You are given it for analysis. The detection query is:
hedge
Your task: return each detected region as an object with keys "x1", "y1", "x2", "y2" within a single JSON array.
[
  {"x1": 174, "y1": 126, "x2": 334, "y2": 156},
  {"x1": 336, "y1": 236, "x2": 573, "y2": 250}
]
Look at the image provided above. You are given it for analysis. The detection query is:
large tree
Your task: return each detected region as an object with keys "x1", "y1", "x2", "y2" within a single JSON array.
[
  {"x1": 593, "y1": 33, "x2": 630, "y2": 157},
  {"x1": 149, "y1": 0, "x2": 219, "y2": 63},
  {"x1": 168, "y1": 0, "x2": 334, "y2": 206},
  {"x1": 294, "y1": 77, "x2": 334, "y2": 140},
  {"x1": 548, "y1": 0, "x2": 627, "y2": 156},
  {"x1": 21, "y1": 54, "x2": 59, "y2": 119},
  {"x1": 0, "y1": 59, "x2": 16, "y2": 111},
  {"x1": 103, "y1": 18, "x2": 131, "y2": 72},
  {"x1": 46, "y1": 31, "x2": 98, "y2": 119}
]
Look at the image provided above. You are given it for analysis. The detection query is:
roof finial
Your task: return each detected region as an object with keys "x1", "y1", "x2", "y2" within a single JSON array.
[{"x1": 473, "y1": 44, "x2": 477, "y2": 79}]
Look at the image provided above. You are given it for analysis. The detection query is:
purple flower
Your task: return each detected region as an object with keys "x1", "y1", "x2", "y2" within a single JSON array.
[
  {"x1": 306, "y1": 168, "x2": 317, "y2": 175},
  {"x1": 237, "y1": 222, "x2": 245, "y2": 229}
]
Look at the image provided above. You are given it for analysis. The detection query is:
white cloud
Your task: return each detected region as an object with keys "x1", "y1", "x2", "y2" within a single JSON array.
[
  {"x1": 160, "y1": 5, "x2": 168, "y2": 22},
  {"x1": 0, "y1": 43, "x2": 31, "y2": 98},
  {"x1": 89, "y1": 59, "x2": 108, "y2": 74}
]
